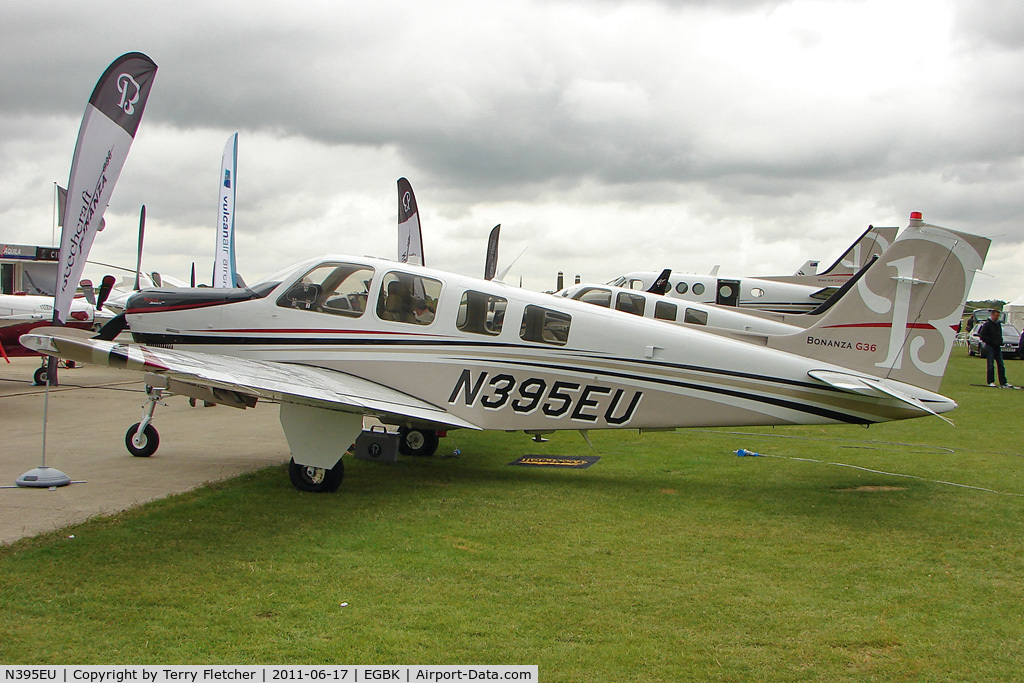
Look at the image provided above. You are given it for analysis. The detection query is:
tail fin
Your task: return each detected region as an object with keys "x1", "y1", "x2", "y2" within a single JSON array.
[
  {"x1": 793, "y1": 259, "x2": 819, "y2": 276},
  {"x1": 647, "y1": 269, "x2": 672, "y2": 295},
  {"x1": 765, "y1": 213, "x2": 990, "y2": 392},
  {"x1": 818, "y1": 225, "x2": 898, "y2": 277}
]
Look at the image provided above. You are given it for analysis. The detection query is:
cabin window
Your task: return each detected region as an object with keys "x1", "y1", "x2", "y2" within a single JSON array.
[
  {"x1": 627, "y1": 279, "x2": 645, "y2": 290},
  {"x1": 750, "y1": 287, "x2": 765, "y2": 298},
  {"x1": 654, "y1": 300, "x2": 677, "y2": 321},
  {"x1": 615, "y1": 292, "x2": 645, "y2": 316},
  {"x1": 457, "y1": 291, "x2": 507, "y2": 336},
  {"x1": 376, "y1": 271, "x2": 442, "y2": 325},
  {"x1": 571, "y1": 287, "x2": 612, "y2": 308},
  {"x1": 276, "y1": 263, "x2": 375, "y2": 317},
  {"x1": 684, "y1": 308, "x2": 708, "y2": 325},
  {"x1": 520, "y1": 305, "x2": 571, "y2": 345},
  {"x1": 692, "y1": 283, "x2": 706, "y2": 296},
  {"x1": 675, "y1": 282, "x2": 688, "y2": 295}
]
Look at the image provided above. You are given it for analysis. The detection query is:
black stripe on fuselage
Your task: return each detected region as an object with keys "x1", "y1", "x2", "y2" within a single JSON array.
[
  {"x1": 481, "y1": 356, "x2": 869, "y2": 424},
  {"x1": 135, "y1": 332, "x2": 843, "y2": 395},
  {"x1": 130, "y1": 332, "x2": 882, "y2": 424}
]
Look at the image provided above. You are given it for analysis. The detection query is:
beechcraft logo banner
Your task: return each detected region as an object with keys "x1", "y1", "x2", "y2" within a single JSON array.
[
  {"x1": 55, "y1": 52, "x2": 157, "y2": 324},
  {"x1": 397, "y1": 177, "x2": 424, "y2": 266}
]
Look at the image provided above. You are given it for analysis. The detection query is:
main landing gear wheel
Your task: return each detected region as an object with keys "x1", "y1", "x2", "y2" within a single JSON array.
[
  {"x1": 288, "y1": 458, "x2": 345, "y2": 493},
  {"x1": 125, "y1": 422, "x2": 160, "y2": 457},
  {"x1": 398, "y1": 427, "x2": 439, "y2": 457}
]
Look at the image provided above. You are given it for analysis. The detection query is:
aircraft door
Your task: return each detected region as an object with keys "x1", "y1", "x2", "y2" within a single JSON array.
[{"x1": 716, "y1": 279, "x2": 740, "y2": 307}]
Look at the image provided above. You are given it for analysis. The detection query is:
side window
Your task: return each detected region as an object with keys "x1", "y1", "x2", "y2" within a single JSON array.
[
  {"x1": 572, "y1": 287, "x2": 612, "y2": 308},
  {"x1": 654, "y1": 300, "x2": 677, "y2": 321},
  {"x1": 457, "y1": 291, "x2": 507, "y2": 336},
  {"x1": 615, "y1": 291, "x2": 645, "y2": 316},
  {"x1": 684, "y1": 308, "x2": 708, "y2": 325},
  {"x1": 628, "y1": 279, "x2": 645, "y2": 290},
  {"x1": 520, "y1": 305, "x2": 571, "y2": 346},
  {"x1": 277, "y1": 263, "x2": 374, "y2": 317},
  {"x1": 692, "y1": 283, "x2": 706, "y2": 296},
  {"x1": 675, "y1": 282, "x2": 689, "y2": 295},
  {"x1": 376, "y1": 271, "x2": 442, "y2": 325}
]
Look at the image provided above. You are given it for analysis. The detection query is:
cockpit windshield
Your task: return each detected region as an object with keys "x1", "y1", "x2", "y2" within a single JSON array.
[{"x1": 276, "y1": 262, "x2": 375, "y2": 317}]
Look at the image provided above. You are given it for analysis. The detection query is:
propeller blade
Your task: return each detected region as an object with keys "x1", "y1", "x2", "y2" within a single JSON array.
[
  {"x1": 191, "y1": 263, "x2": 196, "y2": 287},
  {"x1": 96, "y1": 275, "x2": 116, "y2": 310},
  {"x1": 80, "y1": 279, "x2": 96, "y2": 306},
  {"x1": 93, "y1": 313, "x2": 129, "y2": 341}
]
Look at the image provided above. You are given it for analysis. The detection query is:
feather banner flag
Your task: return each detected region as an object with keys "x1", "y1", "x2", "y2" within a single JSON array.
[
  {"x1": 397, "y1": 177, "x2": 425, "y2": 267},
  {"x1": 213, "y1": 131, "x2": 239, "y2": 287},
  {"x1": 54, "y1": 52, "x2": 157, "y2": 323}
]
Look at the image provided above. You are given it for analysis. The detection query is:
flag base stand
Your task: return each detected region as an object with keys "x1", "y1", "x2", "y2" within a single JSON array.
[{"x1": 16, "y1": 466, "x2": 71, "y2": 488}]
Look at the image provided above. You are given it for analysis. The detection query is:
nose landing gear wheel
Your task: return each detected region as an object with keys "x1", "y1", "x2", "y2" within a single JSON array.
[
  {"x1": 125, "y1": 422, "x2": 160, "y2": 457},
  {"x1": 288, "y1": 458, "x2": 345, "y2": 493}
]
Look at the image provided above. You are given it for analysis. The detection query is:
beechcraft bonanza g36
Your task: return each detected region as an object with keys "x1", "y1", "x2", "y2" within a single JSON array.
[{"x1": 22, "y1": 213, "x2": 988, "y2": 493}]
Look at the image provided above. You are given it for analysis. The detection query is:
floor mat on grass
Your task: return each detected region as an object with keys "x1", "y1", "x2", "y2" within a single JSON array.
[{"x1": 508, "y1": 455, "x2": 600, "y2": 468}]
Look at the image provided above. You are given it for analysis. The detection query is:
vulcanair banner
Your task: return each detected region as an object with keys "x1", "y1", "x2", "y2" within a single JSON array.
[{"x1": 213, "y1": 131, "x2": 239, "y2": 288}]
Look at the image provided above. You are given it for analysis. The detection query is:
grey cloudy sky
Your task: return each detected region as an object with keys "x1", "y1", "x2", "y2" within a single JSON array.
[{"x1": 2, "y1": 0, "x2": 1022, "y2": 299}]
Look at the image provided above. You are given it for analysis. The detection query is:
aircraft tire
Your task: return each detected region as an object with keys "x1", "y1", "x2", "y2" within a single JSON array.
[
  {"x1": 398, "y1": 428, "x2": 439, "y2": 457},
  {"x1": 288, "y1": 457, "x2": 344, "y2": 493},
  {"x1": 125, "y1": 423, "x2": 160, "y2": 457},
  {"x1": 33, "y1": 366, "x2": 48, "y2": 386}
]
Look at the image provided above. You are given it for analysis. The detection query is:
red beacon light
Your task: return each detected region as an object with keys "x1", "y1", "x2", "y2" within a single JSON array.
[{"x1": 909, "y1": 211, "x2": 924, "y2": 226}]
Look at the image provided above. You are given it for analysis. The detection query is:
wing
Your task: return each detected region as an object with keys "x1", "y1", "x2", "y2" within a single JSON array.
[{"x1": 20, "y1": 327, "x2": 481, "y2": 432}]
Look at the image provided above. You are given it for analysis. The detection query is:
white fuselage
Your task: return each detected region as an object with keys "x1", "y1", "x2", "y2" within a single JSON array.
[
  {"x1": 124, "y1": 255, "x2": 953, "y2": 433},
  {"x1": 609, "y1": 272, "x2": 828, "y2": 314},
  {"x1": 556, "y1": 283, "x2": 800, "y2": 336}
]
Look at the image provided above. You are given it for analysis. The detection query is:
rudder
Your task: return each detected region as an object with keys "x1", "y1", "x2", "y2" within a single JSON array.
[{"x1": 765, "y1": 213, "x2": 990, "y2": 392}]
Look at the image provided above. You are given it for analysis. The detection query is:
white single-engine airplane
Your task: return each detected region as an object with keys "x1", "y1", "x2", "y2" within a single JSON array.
[{"x1": 22, "y1": 213, "x2": 988, "y2": 493}]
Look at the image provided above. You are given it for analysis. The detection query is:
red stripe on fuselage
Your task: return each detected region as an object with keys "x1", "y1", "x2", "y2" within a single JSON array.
[
  {"x1": 210, "y1": 328, "x2": 437, "y2": 336},
  {"x1": 126, "y1": 301, "x2": 226, "y2": 314},
  {"x1": 820, "y1": 322, "x2": 949, "y2": 331}
]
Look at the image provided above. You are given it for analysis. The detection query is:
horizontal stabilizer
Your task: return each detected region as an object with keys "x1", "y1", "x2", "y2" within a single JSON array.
[{"x1": 809, "y1": 369, "x2": 954, "y2": 424}]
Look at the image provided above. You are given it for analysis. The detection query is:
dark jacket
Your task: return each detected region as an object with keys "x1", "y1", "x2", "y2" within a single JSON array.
[{"x1": 978, "y1": 318, "x2": 1004, "y2": 348}]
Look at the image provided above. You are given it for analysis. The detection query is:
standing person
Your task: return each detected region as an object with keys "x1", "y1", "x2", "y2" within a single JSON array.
[{"x1": 978, "y1": 309, "x2": 1009, "y2": 387}]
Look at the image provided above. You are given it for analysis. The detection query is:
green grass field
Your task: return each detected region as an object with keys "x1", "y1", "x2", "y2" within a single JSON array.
[{"x1": 2, "y1": 353, "x2": 1023, "y2": 681}]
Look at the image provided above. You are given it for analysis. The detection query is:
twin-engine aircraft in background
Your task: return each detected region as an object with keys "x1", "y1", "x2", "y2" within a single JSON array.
[
  {"x1": 611, "y1": 224, "x2": 898, "y2": 313},
  {"x1": 22, "y1": 213, "x2": 988, "y2": 493},
  {"x1": 558, "y1": 225, "x2": 912, "y2": 337}
]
